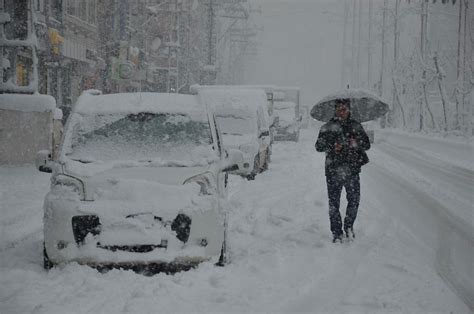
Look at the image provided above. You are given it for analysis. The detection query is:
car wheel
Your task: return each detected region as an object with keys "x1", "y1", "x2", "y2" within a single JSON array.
[
  {"x1": 246, "y1": 154, "x2": 259, "y2": 180},
  {"x1": 262, "y1": 149, "x2": 270, "y2": 171},
  {"x1": 43, "y1": 242, "x2": 54, "y2": 270},
  {"x1": 246, "y1": 173, "x2": 256, "y2": 180}
]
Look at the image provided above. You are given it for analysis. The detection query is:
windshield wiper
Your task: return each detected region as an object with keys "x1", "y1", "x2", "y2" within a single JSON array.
[{"x1": 223, "y1": 132, "x2": 243, "y2": 136}]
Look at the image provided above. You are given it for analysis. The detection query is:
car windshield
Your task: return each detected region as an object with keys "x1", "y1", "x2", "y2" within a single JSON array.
[
  {"x1": 216, "y1": 116, "x2": 257, "y2": 135},
  {"x1": 67, "y1": 112, "x2": 214, "y2": 163}
]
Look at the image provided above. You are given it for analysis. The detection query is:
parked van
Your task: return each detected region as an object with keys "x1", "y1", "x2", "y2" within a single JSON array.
[
  {"x1": 190, "y1": 84, "x2": 278, "y2": 146},
  {"x1": 36, "y1": 91, "x2": 244, "y2": 272},
  {"x1": 198, "y1": 88, "x2": 271, "y2": 180},
  {"x1": 273, "y1": 87, "x2": 302, "y2": 142}
]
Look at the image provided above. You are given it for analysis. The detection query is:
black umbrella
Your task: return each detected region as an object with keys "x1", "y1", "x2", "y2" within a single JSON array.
[{"x1": 311, "y1": 89, "x2": 389, "y2": 123}]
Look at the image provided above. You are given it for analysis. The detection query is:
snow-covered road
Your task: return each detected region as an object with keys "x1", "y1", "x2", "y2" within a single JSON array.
[{"x1": 0, "y1": 128, "x2": 472, "y2": 313}]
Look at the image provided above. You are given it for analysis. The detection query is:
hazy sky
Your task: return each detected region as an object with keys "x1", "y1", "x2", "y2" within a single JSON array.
[{"x1": 247, "y1": 0, "x2": 345, "y2": 106}]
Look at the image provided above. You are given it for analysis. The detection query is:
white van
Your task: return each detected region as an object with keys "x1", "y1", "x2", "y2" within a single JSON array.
[
  {"x1": 190, "y1": 84, "x2": 278, "y2": 146},
  {"x1": 198, "y1": 88, "x2": 271, "y2": 180},
  {"x1": 36, "y1": 91, "x2": 243, "y2": 273}
]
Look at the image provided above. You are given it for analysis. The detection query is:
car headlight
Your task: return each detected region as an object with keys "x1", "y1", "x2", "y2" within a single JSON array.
[
  {"x1": 52, "y1": 175, "x2": 85, "y2": 200},
  {"x1": 238, "y1": 143, "x2": 257, "y2": 155},
  {"x1": 183, "y1": 172, "x2": 216, "y2": 195}
]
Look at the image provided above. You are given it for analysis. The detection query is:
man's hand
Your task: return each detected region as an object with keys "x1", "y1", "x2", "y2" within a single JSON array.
[
  {"x1": 349, "y1": 138, "x2": 358, "y2": 148},
  {"x1": 334, "y1": 142, "x2": 343, "y2": 153}
]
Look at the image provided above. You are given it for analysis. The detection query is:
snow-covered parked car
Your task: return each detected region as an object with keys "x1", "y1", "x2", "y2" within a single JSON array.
[
  {"x1": 198, "y1": 88, "x2": 271, "y2": 180},
  {"x1": 273, "y1": 101, "x2": 301, "y2": 142},
  {"x1": 190, "y1": 84, "x2": 279, "y2": 146},
  {"x1": 36, "y1": 91, "x2": 243, "y2": 273}
]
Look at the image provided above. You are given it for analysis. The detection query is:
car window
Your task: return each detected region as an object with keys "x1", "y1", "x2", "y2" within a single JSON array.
[
  {"x1": 216, "y1": 115, "x2": 257, "y2": 135},
  {"x1": 67, "y1": 112, "x2": 214, "y2": 163},
  {"x1": 275, "y1": 107, "x2": 295, "y2": 122}
]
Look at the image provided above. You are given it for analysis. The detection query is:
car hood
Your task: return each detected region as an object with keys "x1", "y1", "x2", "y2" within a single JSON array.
[{"x1": 60, "y1": 160, "x2": 214, "y2": 203}]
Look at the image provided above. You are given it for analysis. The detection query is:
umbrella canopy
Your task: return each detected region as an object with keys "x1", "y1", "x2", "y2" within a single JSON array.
[{"x1": 311, "y1": 89, "x2": 389, "y2": 123}]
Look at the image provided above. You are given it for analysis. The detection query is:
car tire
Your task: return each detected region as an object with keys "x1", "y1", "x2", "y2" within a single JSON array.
[
  {"x1": 262, "y1": 149, "x2": 270, "y2": 171},
  {"x1": 246, "y1": 173, "x2": 256, "y2": 180},
  {"x1": 246, "y1": 154, "x2": 259, "y2": 180},
  {"x1": 43, "y1": 242, "x2": 54, "y2": 270}
]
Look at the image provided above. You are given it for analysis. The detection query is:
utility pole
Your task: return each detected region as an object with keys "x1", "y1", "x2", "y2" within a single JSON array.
[
  {"x1": 379, "y1": 0, "x2": 387, "y2": 97},
  {"x1": 208, "y1": 0, "x2": 214, "y2": 65},
  {"x1": 367, "y1": 0, "x2": 373, "y2": 90},
  {"x1": 357, "y1": 0, "x2": 362, "y2": 88},
  {"x1": 340, "y1": 0, "x2": 349, "y2": 89},
  {"x1": 351, "y1": 0, "x2": 357, "y2": 88}
]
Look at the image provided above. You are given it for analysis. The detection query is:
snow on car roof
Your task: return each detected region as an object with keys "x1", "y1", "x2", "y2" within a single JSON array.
[
  {"x1": 198, "y1": 88, "x2": 267, "y2": 114},
  {"x1": 274, "y1": 101, "x2": 296, "y2": 110},
  {"x1": 0, "y1": 93, "x2": 56, "y2": 113},
  {"x1": 189, "y1": 84, "x2": 277, "y2": 95},
  {"x1": 74, "y1": 92, "x2": 206, "y2": 120}
]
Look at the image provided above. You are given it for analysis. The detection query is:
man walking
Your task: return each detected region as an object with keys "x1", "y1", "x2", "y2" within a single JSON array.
[{"x1": 315, "y1": 99, "x2": 371, "y2": 243}]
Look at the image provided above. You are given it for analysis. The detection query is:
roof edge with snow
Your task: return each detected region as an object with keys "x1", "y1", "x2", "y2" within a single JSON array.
[{"x1": 0, "y1": 93, "x2": 56, "y2": 113}]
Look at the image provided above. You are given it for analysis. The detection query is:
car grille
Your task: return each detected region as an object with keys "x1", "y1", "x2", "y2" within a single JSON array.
[
  {"x1": 97, "y1": 241, "x2": 168, "y2": 253},
  {"x1": 171, "y1": 213, "x2": 192, "y2": 243},
  {"x1": 72, "y1": 215, "x2": 101, "y2": 244},
  {"x1": 71, "y1": 213, "x2": 192, "y2": 248}
]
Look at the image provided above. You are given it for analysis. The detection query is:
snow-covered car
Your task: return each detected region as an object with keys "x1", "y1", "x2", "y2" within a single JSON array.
[
  {"x1": 190, "y1": 84, "x2": 278, "y2": 147},
  {"x1": 273, "y1": 101, "x2": 301, "y2": 142},
  {"x1": 198, "y1": 88, "x2": 271, "y2": 180},
  {"x1": 36, "y1": 91, "x2": 243, "y2": 272}
]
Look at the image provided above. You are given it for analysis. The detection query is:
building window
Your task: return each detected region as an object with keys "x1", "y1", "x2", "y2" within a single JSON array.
[
  {"x1": 51, "y1": 0, "x2": 63, "y2": 23},
  {"x1": 87, "y1": 0, "x2": 96, "y2": 25},
  {"x1": 66, "y1": 0, "x2": 76, "y2": 15},
  {"x1": 35, "y1": 0, "x2": 44, "y2": 12},
  {"x1": 78, "y1": 0, "x2": 87, "y2": 21}
]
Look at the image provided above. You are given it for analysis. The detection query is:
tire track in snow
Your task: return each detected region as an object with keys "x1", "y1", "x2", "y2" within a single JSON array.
[
  {"x1": 376, "y1": 141, "x2": 474, "y2": 205},
  {"x1": 365, "y1": 160, "x2": 474, "y2": 311}
]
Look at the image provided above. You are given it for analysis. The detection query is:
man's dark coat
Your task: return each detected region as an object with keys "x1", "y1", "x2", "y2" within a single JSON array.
[{"x1": 315, "y1": 117, "x2": 371, "y2": 176}]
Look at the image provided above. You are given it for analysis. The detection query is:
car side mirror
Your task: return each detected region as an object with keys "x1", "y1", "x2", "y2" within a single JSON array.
[
  {"x1": 36, "y1": 150, "x2": 53, "y2": 173},
  {"x1": 259, "y1": 130, "x2": 270, "y2": 138},
  {"x1": 222, "y1": 149, "x2": 243, "y2": 172},
  {"x1": 222, "y1": 164, "x2": 239, "y2": 172}
]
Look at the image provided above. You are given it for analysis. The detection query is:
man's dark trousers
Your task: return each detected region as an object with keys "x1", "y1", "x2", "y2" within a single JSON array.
[{"x1": 326, "y1": 170, "x2": 360, "y2": 236}]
